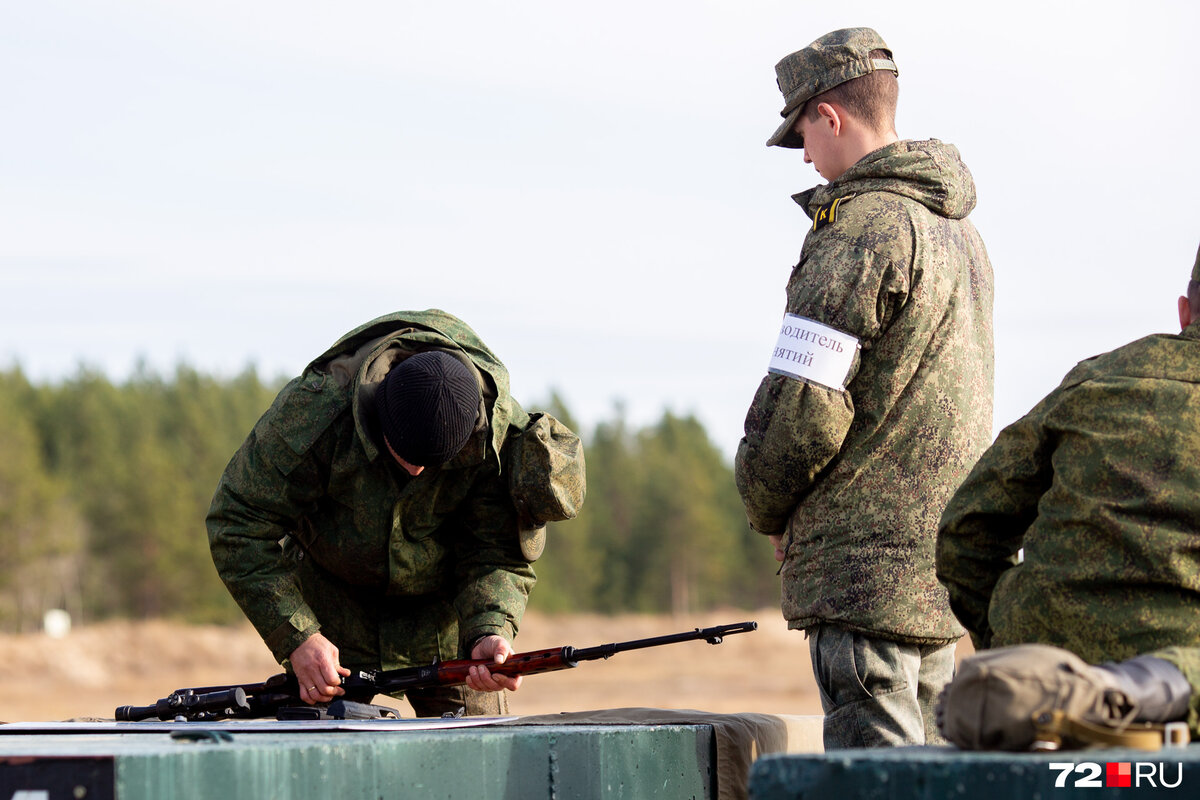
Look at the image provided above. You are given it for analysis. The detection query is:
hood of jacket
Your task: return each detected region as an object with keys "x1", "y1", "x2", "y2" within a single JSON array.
[
  {"x1": 310, "y1": 309, "x2": 519, "y2": 469},
  {"x1": 794, "y1": 139, "x2": 978, "y2": 221}
]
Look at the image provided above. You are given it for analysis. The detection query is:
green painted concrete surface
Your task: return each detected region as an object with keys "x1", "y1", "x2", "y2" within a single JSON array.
[
  {"x1": 749, "y1": 746, "x2": 1200, "y2": 799},
  {"x1": 0, "y1": 724, "x2": 715, "y2": 800}
]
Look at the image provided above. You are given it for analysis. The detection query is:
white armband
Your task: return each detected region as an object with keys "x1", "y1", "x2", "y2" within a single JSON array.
[{"x1": 767, "y1": 313, "x2": 860, "y2": 391}]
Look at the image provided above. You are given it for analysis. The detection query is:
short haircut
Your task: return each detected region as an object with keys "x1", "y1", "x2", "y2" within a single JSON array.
[
  {"x1": 803, "y1": 49, "x2": 898, "y2": 134},
  {"x1": 1188, "y1": 280, "x2": 1200, "y2": 317}
]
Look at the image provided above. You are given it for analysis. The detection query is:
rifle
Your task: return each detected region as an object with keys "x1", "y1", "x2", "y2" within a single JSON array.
[{"x1": 115, "y1": 621, "x2": 757, "y2": 722}]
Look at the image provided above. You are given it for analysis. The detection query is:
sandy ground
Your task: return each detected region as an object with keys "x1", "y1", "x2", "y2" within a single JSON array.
[{"x1": 0, "y1": 609, "x2": 833, "y2": 722}]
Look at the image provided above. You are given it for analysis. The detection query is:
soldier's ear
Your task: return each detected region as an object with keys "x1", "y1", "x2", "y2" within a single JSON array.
[
  {"x1": 1178, "y1": 295, "x2": 1191, "y2": 331},
  {"x1": 815, "y1": 102, "x2": 842, "y2": 137}
]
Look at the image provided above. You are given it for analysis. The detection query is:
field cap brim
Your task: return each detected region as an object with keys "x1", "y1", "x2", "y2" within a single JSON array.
[{"x1": 767, "y1": 105, "x2": 807, "y2": 148}]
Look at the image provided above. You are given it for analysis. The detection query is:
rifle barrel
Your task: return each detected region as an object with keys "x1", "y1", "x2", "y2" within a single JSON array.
[{"x1": 568, "y1": 621, "x2": 757, "y2": 663}]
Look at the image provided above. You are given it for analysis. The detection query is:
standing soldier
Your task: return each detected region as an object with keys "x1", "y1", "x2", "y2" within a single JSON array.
[
  {"x1": 207, "y1": 310, "x2": 584, "y2": 717},
  {"x1": 735, "y1": 28, "x2": 995, "y2": 748}
]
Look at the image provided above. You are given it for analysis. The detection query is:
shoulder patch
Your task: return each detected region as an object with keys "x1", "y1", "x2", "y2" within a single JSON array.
[{"x1": 811, "y1": 193, "x2": 856, "y2": 232}]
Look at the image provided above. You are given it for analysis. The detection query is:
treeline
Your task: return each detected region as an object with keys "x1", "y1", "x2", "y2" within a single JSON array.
[{"x1": 0, "y1": 367, "x2": 773, "y2": 632}]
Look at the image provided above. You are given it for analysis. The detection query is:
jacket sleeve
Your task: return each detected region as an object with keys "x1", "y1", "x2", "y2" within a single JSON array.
[
  {"x1": 206, "y1": 376, "x2": 338, "y2": 663},
  {"x1": 935, "y1": 393, "x2": 1057, "y2": 649},
  {"x1": 1147, "y1": 646, "x2": 1200, "y2": 736},
  {"x1": 735, "y1": 375, "x2": 855, "y2": 534},
  {"x1": 734, "y1": 235, "x2": 907, "y2": 535},
  {"x1": 449, "y1": 454, "x2": 536, "y2": 648}
]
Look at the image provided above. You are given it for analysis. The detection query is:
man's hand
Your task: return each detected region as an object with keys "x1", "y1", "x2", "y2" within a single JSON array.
[
  {"x1": 465, "y1": 635, "x2": 523, "y2": 693},
  {"x1": 289, "y1": 632, "x2": 351, "y2": 704},
  {"x1": 768, "y1": 533, "x2": 786, "y2": 563}
]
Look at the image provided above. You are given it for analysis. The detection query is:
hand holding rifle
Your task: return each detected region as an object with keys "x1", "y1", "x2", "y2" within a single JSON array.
[
  {"x1": 466, "y1": 635, "x2": 522, "y2": 693},
  {"x1": 289, "y1": 632, "x2": 351, "y2": 704}
]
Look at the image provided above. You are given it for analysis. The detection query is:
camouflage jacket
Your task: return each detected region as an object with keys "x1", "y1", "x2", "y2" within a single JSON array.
[
  {"x1": 937, "y1": 324, "x2": 1200, "y2": 661},
  {"x1": 735, "y1": 139, "x2": 994, "y2": 644},
  {"x1": 207, "y1": 310, "x2": 544, "y2": 669}
]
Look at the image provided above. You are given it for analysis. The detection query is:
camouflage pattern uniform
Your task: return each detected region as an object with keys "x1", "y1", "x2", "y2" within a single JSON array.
[
  {"x1": 207, "y1": 310, "x2": 581, "y2": 716},
  {"x1": 736, "y1": 137, "x2": 994, "y2": 746},
  {"x1": 938, "y1": 320, "x2": 1200, "y2": 734}
]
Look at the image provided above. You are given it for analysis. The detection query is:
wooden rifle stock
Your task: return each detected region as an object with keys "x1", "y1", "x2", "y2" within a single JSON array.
[{"x1": 412, "y1": 647, "x2": 576, "y2": 688}]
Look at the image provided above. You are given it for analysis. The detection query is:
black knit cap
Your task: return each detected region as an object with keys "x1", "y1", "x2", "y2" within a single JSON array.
[{"x1": 374, "y1": 351, "x2": 481, "y2": 467}]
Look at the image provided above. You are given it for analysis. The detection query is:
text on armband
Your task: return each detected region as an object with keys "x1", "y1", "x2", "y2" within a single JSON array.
[
  {"x1": 772, "y1": 347, "x2": 814, "y2": 368},
  {"x1": 778, "y1": 324, "x2": 845, "y2": 353}
]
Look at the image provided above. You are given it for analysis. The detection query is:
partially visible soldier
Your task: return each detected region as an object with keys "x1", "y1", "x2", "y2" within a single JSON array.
[
  {"x1": 207, "y1": 310, "x2": 584, "y2": 717},
  {"x1": 734, "y1": 28, "x2": 994, "y2": 749},
  {"x1": 936, "y1": 243, "x2": 1200, "y2": 747}
]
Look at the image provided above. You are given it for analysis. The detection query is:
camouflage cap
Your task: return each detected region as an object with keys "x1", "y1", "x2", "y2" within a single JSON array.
[{"x1": 767, "y1": 27, "x2": 897, "y2": 149}]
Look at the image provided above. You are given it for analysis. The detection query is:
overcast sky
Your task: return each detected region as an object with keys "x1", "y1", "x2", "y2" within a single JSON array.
[{"x1": 3, "y1": 1, "x2": 1197, "y2": 458}]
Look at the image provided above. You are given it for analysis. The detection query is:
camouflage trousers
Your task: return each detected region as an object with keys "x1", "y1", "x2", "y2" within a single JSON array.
[
  {"x1": 401, "y1": 685, "x2": 509, "y2": 718},
  {"x1": 807, "y1": 624, "x2": 956, "y2": 749}
]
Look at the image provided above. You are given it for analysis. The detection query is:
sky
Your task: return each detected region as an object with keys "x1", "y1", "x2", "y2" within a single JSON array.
[{"x1": 3, "y1": 1, "x2": 1198, "y2": 459}]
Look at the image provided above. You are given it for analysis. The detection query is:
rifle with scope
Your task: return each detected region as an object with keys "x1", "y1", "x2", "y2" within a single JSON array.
[{"x1": 116, "y1": 621, "x2": 757, "y2": 722}]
